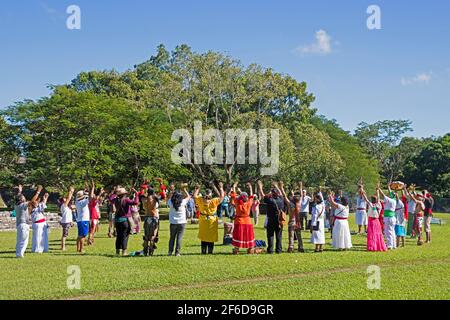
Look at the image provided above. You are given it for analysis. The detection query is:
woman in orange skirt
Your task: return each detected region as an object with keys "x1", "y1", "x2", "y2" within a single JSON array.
[{"x1": 230, "y1": 182, "x2": 256, "y2": 254}]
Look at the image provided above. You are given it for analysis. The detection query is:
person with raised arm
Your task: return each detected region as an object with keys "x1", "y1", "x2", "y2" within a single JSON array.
[
  {"x1": 88, "y1": 180, "x2": 104, "y2": 245},
  {"x1": 410, "y1": 189, "x2": 426, "y2": 245},
  {"x1": 194, "y1": 182, "x2": 225, "y2": 254},
  {"x1": 423, "y1": 190, "x2": 434, "y2": 243},
  {"x1": 394, "y1": 191, "x2": 407, "y2": 248},
  {"x1": 251, "y1": 189, "x2": 261, "y2": 226},
  {"x1": 405, "y1": 184, "x2": 417, "y2": 237},
  {"x1": 107, "y1": 186, "x2": 118, "y2": 238},
  {"x1": 257, "y1": 180, "x2": 286, "y2": 254},
  {"x1": 230, "y1": 182, "x2": 256, "y2": 254},
  {"x1": 60, "y1": 186, "x2": 75, "y2": 251},
  {"x1": 355, "y1": 184, "x2": 368, "y2": 235},
  {"x1": 142, "y1": 188, "x2": 160, "y2": 256},
  {"x1": 112, "y1": 187, "x2": 139, "y2": 256},
  {"x1": 328, "y1": 191, "x2": 352, "y2": 251},
  {"x1": 30, "y1": 187, "x2": 50, "y2": 253},
  {"x1": 377, "y1": 183, "x2": 397, "y2": 250},
  {"x1": 14, "y1": 184, "x2": 40, "y2": 258},
  {"x1": 299, "y1": 185, "x2": 312, "y2": 231},
  {"x1": 75, "y1": 184, "x2": 91, "y2": 254},
  {"x1": 276, "y1": 181, "x2": 303, "y2": 253},
  {"x1": 167, "y1": 183, "x2": 190, "y2": 256},
  {"x1": 360, "y1": 189, "x2": 387, "y2": 252},
  {"x1": 310, "y1": 188, "x2": 326, "y2": 253}
]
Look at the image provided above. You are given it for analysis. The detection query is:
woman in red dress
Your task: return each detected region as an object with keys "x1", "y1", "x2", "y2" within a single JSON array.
[{"x1": 230, "y1": 182, "x2": 256, "y2": 254}]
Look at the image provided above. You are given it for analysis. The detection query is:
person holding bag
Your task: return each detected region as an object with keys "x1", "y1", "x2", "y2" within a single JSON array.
[
  {"x1": 310, "y1": 190, "x2": 326, "y2": 253},
  {"x1": 257, "y1": 181, "x2": 286, "y2": 254}
]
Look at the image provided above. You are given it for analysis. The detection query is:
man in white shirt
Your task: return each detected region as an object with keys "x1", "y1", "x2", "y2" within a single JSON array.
[
  {"x1": 356, "y1": 188, "x2": 368, "y2": 235},
  {"x1": 299, "y1": 189, "x2": 311, "y2": 230},
  {"x1": 75, "y1": 190, "x2": 90, "y2": 253},
  {"x1": 60, "y1": 187, "x2": 75, "y2": 251}
]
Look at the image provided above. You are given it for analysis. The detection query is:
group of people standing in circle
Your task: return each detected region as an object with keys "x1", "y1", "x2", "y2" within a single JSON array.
[{"x1": 12, "y1": 177, "x2": 434, "y2": 258}]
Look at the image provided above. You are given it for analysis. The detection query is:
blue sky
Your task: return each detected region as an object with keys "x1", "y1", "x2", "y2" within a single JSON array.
[{"x1": 1, "y1": 0, "x2": 449, "y2": 138}]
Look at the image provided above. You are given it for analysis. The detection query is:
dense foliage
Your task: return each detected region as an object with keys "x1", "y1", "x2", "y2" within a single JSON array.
[{"x1": 1, "y1": 44, "x2": 448, "y2": 195}]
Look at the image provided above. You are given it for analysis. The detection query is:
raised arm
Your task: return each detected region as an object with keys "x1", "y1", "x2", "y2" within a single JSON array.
[
  {"x1": 377, "y1": 182, "x2": 386, "y2": 199},
  {"x1": 129, "y1": 188, "x2": 140, "y2": 205},
  {"x1": 181, "y1": 183, "x2": 190, "y2": 200},
  {"x1": 257, "y1": 180, "x2": 265, "y2": 199},
  {"x1": 246, "y1": 182, "x2": 253, "y2": 197},
  {"x1": 15, "y1": 184, "x2": 25, "y2": 204},
  {"x1": 42, "y1": 192, "x2": 49, "y2": 206},
  {"x1": 31, "y1": 185, "x2": 43, "y2": 203},
  {"x1": 277, "y1": 181, "x2": 290, "y2": 206},
  {"x1": 328, "y1": 192, "x2": 339, "y2": 209},
  {"x1": 361, "y1": 191, "x2": 370, "y2": 204},
  {"x1": 64, "y1": 187, "x2": 75, "y2": 207},
  {"x1": 401, "y1": 184, "x2": 408, "y2": 198},
  {"x1": 298, "y1": 182, "x2": 304, "y2": 203},
  {"x1": 193, "y1": 184, "x2": 200, "y2": 198},
  {"x1": 90, "y1": 180, "x2": 96, "y2": 199},
  {"x1": 205, "y1": 181, "x2": 219, "y2": 199},
  {"x1": 217, "y1": 182, "x2": 225, "y2": 203}
]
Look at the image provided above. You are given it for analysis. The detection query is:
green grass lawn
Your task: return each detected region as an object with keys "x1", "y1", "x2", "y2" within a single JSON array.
[{"x1": 0, "y1": 213, "x2": 449, "y2": 300}]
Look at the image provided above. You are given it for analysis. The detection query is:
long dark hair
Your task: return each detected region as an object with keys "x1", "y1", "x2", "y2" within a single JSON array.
[{"x1": 171, "y1": 191, "x2": 184, "y2": 211}]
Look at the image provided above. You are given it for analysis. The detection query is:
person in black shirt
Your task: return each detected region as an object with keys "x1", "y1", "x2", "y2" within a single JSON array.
[{"x1": 257, "y1": 181, "x2": 286, "y2": 254}]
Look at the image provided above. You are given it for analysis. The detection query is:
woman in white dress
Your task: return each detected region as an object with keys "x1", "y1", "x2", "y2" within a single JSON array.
[
  {"x1": 31, "y1": 191, "x2": 50, "y2": 253},
  {"x1": 310, "y1": 191, "x2": 325, "y2": 253},
  {"x1": 329, "y1": 192, "x2": 352, "y2": 250}
]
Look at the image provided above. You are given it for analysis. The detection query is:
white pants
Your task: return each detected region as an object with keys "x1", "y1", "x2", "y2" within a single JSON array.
[
  {"x1": 32, "y1": 222, "x2": 49, "y2": 253},
  {"x1": 16, "y1": 223, "x2": 30, "y2": 258},
  {"x1": 383, "y1": 216, "x2": 397, "y2": 249},
  {"x1": 356, "y1": 210, "x2": 368, "y2": 226}
]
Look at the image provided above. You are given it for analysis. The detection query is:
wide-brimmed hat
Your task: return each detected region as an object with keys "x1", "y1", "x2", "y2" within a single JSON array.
[
  {"x1": 76, "y1": 191, "x2": 86, "y2": 200},
  {"x1": 116, "y1": 187, "x2": 128, "y2": 196}
]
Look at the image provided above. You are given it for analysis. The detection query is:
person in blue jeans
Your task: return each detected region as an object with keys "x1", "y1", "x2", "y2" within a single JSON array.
[
  {"x1": 186, "y1": 194, "x2": 195, "y2": 221},
  {"x1": 218, "y1": 194, "x2": 230, "y2": 222}
]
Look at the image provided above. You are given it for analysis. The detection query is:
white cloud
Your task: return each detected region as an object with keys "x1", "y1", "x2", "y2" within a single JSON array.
[
  {"x1": 294, "y1": 30, "x2": 333, "y2": 56},
  {"x1": 401, "y1": 72, "x2": 432, "y2": 86}
]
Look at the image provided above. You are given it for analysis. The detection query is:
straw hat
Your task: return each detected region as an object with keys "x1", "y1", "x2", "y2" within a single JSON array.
[
  {"x1": 76, "y1": 190, "x2": 86, "y2": 200},
  {"x1": 116, "y1": 187, "x2": 128, "y2": 196}
]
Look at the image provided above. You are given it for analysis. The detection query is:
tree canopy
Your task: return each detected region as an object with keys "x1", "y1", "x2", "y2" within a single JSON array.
[{"x1": 1, "y1": 44, "x2": 447, "y2": 196}]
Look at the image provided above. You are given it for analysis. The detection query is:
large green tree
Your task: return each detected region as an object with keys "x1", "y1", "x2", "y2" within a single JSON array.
[
  {"x1": 4, "y1": 87, "x2": 190, "y2": 191},
  {"x1": 403, "y1": 134, "x2": 450, "y2": 197},
  {"x1": 355, "y1": 120, "x2": 413, "y2": 182},
  {"x1": 0, "y1": 116, "x2": 21, "y2": 186},
  {"x1": 312, "y1": 116, "x2": 380, "y2": 193},
  {"x1": 69, "y1": 44, "x2": 317, "y2": 187}
]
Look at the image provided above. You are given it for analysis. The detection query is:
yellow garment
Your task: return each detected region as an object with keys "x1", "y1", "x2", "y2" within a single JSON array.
[{"x1": 195, "y1": 196, "x2": 220, "y2": 243}]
